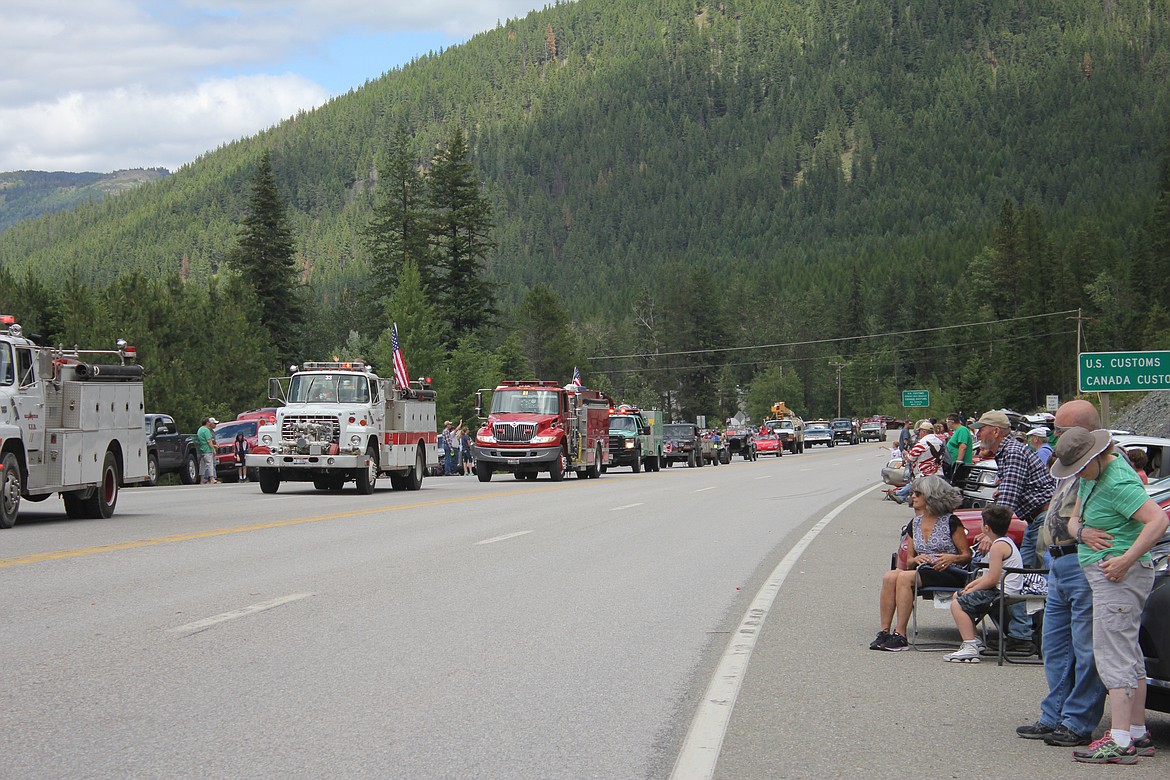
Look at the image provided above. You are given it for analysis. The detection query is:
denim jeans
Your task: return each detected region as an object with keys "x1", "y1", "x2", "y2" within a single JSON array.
[
  {"x1": 1019, "y1": 510, "x2": 1044, "y2": 569},
  {"x1": 1037, "y1": 552, "x2": 1106, "y2": 735}
]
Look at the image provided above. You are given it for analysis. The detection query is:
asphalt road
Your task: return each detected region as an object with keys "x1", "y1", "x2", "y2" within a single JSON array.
[{"x1": 1, "y1": 443, "x2": 1166, "y2": 779}]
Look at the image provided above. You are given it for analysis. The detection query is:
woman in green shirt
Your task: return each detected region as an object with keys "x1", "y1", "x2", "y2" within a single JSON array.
[{"x1": 1052, "y1": 427, "x2": 1168, "y2": 764}]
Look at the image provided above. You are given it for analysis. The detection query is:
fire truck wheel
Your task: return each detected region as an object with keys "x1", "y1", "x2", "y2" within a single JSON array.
[
  {"x1": 548, "y1": 450, "x2": 567, "y2": 482},
  {"x1": 355, "y1": 445, "x2": 378, "y2": 494},
  {"x1": 405, "y1": 446, "x2": 425, "y2": 491},
  {"x1": 84, "y1": 450, "x2": 120, "y2": 519},
  {"x1": 63, "y1": 491, "x2": 88, "y2": 519},
  {"x1": 632, "y1": 449, "x2": 642, "y2": 473},
  {"x1": 477, "y1": 466, "x2": 492, "y2": 482},
  {"x1": 258, "y1": 470, "x2": 280, "y2": 494},
  {"x1": 586, "y1": 445, "x2": 601, "y2": 478},
  {"x1": 0, "y1": 451, "x2": 21, "y2": 528},
  {"x1": 180, "y1": 452, "x2": 199, "y2": 485}
]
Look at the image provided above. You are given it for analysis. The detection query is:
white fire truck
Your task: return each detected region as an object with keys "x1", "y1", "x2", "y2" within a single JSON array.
[
  {"x1": 247, "y1": 360, "x2": 437, "y2": 494},
  {"x1": 0, "y1": 316, "x2": 148, "y2": 528}
]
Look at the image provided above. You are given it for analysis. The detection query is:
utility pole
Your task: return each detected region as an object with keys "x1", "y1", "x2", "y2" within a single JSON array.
[{"x1": 830, "y1": 361, "x2": 848, "y2": 418}]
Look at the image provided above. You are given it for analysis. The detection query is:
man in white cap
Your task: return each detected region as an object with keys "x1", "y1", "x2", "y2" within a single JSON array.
[{"x1": 1027, "y1": 426, "x2": 1053, "y2": 467}]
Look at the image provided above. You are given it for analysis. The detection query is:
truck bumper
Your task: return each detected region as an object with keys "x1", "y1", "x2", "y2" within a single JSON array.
[
  {"x1": 245, "y1": 452, "x2": 367, "y2": 480},
  {"x1": 472, "y1": 444, "x2": 558, "y2": 472}
]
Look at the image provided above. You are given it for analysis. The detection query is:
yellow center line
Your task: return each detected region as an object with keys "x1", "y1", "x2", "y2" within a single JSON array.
[{"x1": 0, "y1": 484, "x2": 573, "y2": 569}]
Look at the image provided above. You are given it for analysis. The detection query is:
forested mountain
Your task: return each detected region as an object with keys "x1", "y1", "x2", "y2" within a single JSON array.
[
  {"x1": 0, "y1": 169, "x2": 168, "y2": 232},
  {"x1": 1, "y1": 0, "x2": 1169, "y2": 429}
]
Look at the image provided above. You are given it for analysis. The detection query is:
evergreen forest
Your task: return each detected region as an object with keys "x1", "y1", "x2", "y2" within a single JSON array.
[{"x1": 2, "y1": 0, "x2": 1170, "y2": 431}]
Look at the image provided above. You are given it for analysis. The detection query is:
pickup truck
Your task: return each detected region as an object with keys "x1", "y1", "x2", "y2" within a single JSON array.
[{"x1": 144, "y1": 413, "x2": 200, "y2": 486}]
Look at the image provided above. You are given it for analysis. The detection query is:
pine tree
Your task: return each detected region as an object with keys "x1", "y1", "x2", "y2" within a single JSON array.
[
  {"x1": 425, "y1": 127, "x2": 498, "y2": 344},
  {"x1": 228, "y1": 151, "x2": 304, "y2": 366},
  {"x1": 517, "y1": 284, "x2": 577, "y2": 380},
  {"x1": 363, "y1": 125, "x2": 431, "y2": 323}
]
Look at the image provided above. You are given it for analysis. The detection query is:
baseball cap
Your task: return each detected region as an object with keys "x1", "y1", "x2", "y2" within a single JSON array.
[
  {"x1": 1027, "y1": 426, "x2": 1050, "y2": 438},
  {"x1": 208, "y1": 417, "x2": 219, "y2": 425},
  {"x1": 972, "y1": 410, "x2": 1010, "y2": 430},
  {"x1": 917, "y1": 420, "x2": 935, "y2": 432}
]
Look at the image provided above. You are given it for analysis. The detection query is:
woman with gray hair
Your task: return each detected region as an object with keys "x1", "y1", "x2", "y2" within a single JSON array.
[{"x1": 871, "y1": 475, "x2": 972, "y2": 651}]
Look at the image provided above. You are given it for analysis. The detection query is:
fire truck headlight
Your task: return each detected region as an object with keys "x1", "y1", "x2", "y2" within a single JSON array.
[
  {"x1": 477, "y1": 432, "x2": 496, "y2": 444},
  {"x1": 350, "y1": 434, "x2": 362, "y2": 446},
  {"x1": 261, "y1": 434, "x2": 273, "y2": 445},
  {"x1": 624, "y1": 440, "x2": 636, "y2": 449},
  {"x1": 531, "y1": 434, "x2": 557, "y2": 444}
]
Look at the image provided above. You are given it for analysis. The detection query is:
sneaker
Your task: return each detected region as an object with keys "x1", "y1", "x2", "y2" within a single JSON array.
[
  {"x1": 880, "y1": 632, "x2": 909, "y2": 651},
  {"x1": 944, "y1": 640, "x2": 983, "y2": 663},
  {"x1": 869, "y1": 630, "x2": 892, "y2": 650},
  {"x1": 1043, "y1": 725, "x2": 1092, "y2": 747},
  {"x1": 1133, "y1": 732, "x2": 1155, "y2": 757},
  {"x1": 1016, "y1": 721, "x2": 1058, "y2": 740},
  {"x1": 1073, "y1": 736, "x2": 1139, "y2": 765}
]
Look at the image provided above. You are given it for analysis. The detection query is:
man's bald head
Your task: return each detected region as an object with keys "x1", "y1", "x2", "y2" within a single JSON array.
[{"x1": 1054, "y1": 399, "x2": 1100, "y2": 431}]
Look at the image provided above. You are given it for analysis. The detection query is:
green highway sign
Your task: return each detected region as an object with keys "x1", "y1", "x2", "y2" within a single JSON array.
[
  {"x1": 1079, "y1": 351, "x2": 1170, "y2": 392},
  {"x1": 902, "y1": 390, "x2": 930, "y2": 407}
]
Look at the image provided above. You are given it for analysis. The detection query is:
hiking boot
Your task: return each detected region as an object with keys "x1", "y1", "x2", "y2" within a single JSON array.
[
  {"x1": 869, "y1": 630, "x2": 892, "y2": 650},
  {"x1": 1133, "y1": 733, "x2": 1155, "y2": 757},
  {"x1": 1043, "y1": 725, "x2": 1092, "y2": 747},
  {"x1": 1016, "y1": 721, "x2": 1058, "y2": 740},
  {"x1": 880, "y1": 632, "x2": 909, "y2": 651},
  {"x1": 944, "y1": 640, "x2": 983, "y2": 663},
  {"x1": 1073, "y1": 736, "x2": 1138, "y2": 765}
]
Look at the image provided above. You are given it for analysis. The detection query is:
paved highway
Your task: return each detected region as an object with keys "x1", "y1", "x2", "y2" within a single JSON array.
[{"x1": 0, "y1": 445, "x2": 871, "y2": 778}]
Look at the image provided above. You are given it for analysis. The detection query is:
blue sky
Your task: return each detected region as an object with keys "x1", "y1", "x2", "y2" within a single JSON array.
[{"x1": 0, "y1": 1, "x2": 550, "y2": 173}]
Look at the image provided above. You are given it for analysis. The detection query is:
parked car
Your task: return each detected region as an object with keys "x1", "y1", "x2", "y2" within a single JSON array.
[
  {"x1": 804, "y1": 421, "x2": 834, "y2": 448},
  {"x1": 892, "y1": 508, "x2": 1027, "y2": 571},
  {"x1": 756, "y1": 433, "x2": 783, "y2": 457},
  {"x1": 881, "y1": 457, "x2": 908, "y2": 488},
  {"x1": 1114, "y1": 434, "x2": 1170, "y2": 481},
  {"x1": 831, "y1": 418, "x2": 860, "y2": 445},
  {"x1": 143, "y1": 413, "x2": 200, "y2": 486},
  {"x1": 212, "y1": 419, "x2": 260, "y2": 479},
  {"x1": 237, "y1": 407, "x2": 279, "y2": 424},
  {"x1": 860, "y1": 420, "x2": 887, "y2": 442}
]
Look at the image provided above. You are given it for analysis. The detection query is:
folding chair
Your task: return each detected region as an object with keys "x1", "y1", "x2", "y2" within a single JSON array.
[
  {"x1": 909, "y1": 564, "x2": 974, "y2": 651},
  {"x1": 995, "y1": 565, "x2": 1048, "y2": 666}
]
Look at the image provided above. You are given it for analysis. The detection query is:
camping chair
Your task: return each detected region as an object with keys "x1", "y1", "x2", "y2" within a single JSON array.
[
  {"x1": 994, "y1": 565, "x2": 1049, "y2": 667},
  {"x1": 909, "y1": 563, "x2": 975, "y2": 651}
]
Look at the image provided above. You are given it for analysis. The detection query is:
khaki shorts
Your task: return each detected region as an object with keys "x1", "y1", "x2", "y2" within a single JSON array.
[{"x1": 1084, "y1": 559, "x2": 1154, "y2": 690}]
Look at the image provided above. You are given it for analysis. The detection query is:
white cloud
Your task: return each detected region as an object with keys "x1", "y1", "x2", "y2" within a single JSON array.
[{"x1": 0, "y1": 0, "x2": 548, "y2": 172}]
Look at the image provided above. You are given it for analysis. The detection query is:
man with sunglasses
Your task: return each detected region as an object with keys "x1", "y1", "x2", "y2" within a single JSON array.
[{"x1": 1015, "y1": 400, "x2": 1110, "y2": 748}]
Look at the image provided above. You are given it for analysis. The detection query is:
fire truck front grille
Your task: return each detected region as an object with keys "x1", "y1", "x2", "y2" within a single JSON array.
[
  {"x1": 493, "y1": 422, "x2": 536, "y2": 443},
  {"x1": 608, "y1": 435, "x2": 627, "y2": 452},
  {"x1": 282, "y1": 415, "x2": 341, "y2": 443}
]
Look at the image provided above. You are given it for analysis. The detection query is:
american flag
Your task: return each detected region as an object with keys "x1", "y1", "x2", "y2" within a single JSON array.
[
  {"x1": 572, "y1": 366, "x2": 583, "y2": 387},
  {"x1": 391, "y1": 323, "x2": 410, "y2": 390}
]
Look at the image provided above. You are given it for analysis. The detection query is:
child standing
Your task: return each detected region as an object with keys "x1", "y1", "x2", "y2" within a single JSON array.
[{"x1": 944, "y1": 505, "x2": 1023, "y2": 663}]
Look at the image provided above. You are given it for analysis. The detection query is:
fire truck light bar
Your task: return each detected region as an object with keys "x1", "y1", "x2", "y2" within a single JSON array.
[{"x1": 302, "y1": 361, "x2": 367, "y2": 371}]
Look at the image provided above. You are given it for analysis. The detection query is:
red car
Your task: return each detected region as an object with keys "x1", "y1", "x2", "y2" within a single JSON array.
[
  {"x1": 237, "y1": 407, "x2": 278, "y2": 424},
  {"x1": 892, "y1": 509, "x2": 1027, "y2": 570},
  {"x1": 213, "y1": 419, "x2": 261, "y2": 478},
  {"x1": 755, "y1": 433, "x2": 783, "y2": 457}
]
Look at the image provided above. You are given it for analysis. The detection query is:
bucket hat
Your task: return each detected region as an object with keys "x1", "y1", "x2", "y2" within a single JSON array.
[{"x1": 1049, "y1": 427, "x2": 1112, "y2": 479}]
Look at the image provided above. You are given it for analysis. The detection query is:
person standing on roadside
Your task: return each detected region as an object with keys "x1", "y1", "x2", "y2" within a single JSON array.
[
  {"x1": 197, "y1": 417, "x2": 218, "y2": 485},
  {"x1": 944, "y1": 412, "x2": 974, "y2": 485},
  {"x1": 1055, "y1": 427, "x2": 1167, "y2": 764},
  {"x1": 1016, "y1": 400, "x2": 1109, "y2": 749},
  {"x1": 1027, "y1": 426, "x2": 1054, "y2": 467}
]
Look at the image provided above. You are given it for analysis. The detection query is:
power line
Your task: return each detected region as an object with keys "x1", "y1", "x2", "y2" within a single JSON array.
[
  {"x1": 590, "y1": 329, "x2": 1077, "y2": 375},
  {"x1": 590, "y1": 309, "x2": 1080, "y2": 361}
]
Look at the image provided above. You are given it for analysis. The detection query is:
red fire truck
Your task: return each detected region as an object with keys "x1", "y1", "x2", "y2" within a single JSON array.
[{"x1": 473, "y1": 380, "x2": 610, "y2": 481}]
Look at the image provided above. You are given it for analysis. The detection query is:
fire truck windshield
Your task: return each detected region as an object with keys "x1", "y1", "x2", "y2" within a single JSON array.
[
  {"x1": 491, "y1": 389, "x2": 559, "y2": 415},
  {"x1": 288, "y1": 373, "x2": 370, "y2": 404},
  {"x1": 0, "y1": 343, "x2": 12, "y2": 386},
  {"x1": 609, "y1": 417, "x2": 638, "y2": 433}
]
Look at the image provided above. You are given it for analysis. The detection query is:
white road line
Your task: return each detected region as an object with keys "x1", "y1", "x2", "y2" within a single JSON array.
[
  {"x1": 753, "y1": 476, "x2": 770, "y2": 480},
  {"x1": 171, "y1": 593, "x2": 315, "y2": 634},
  {"x1": 670, "y1": 484, "x2": 881, "y2": 780},
  {"x1": 475, "y1": 530, "x2": 534, "y2": 545},
  {"x1": 610, "y1": 503, "x2": 645, "y2": 511},
  {"x1": 692, "y1": 486, "x2": 716, "y2": 493}
]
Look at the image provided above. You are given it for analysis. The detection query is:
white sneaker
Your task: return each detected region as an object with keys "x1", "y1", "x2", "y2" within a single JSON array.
[{"x1": 944, "y1": 640, "x2": 983, "y2": 663}]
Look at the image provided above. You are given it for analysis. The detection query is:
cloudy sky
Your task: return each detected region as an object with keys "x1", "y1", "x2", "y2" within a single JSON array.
[{"x1": 1, "y1": 1, "x2": 550, "y2": 173}]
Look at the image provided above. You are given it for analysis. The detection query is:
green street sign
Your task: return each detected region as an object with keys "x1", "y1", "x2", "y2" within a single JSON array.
[
  {"x1": 1079, "y1": 351, "x2": 1170, "y2": 392},
  {"x1": 902, "y1": 389, "x2": 930, "y2": 407}
]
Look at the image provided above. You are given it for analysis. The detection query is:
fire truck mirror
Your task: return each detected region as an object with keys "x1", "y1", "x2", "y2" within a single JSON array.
[{"x1": 268, "y1": 377, "x2": 284, "y2": 402}]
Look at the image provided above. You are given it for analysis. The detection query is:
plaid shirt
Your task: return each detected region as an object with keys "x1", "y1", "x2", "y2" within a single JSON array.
[{"x1": 993, "y1": 434, "x2": 1055, "y2": 522}]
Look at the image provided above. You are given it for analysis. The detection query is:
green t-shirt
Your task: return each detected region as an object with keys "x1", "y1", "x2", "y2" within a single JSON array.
[
  {"x1": 945, "y1": 425, "x2": 974, "y2": 465},
  {"x1": 197, "y1": 425, "x2": 215, "y2": 454},
  {"x1": 1077, "y1": 456, "x2": 1152, "y2": 566}
]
